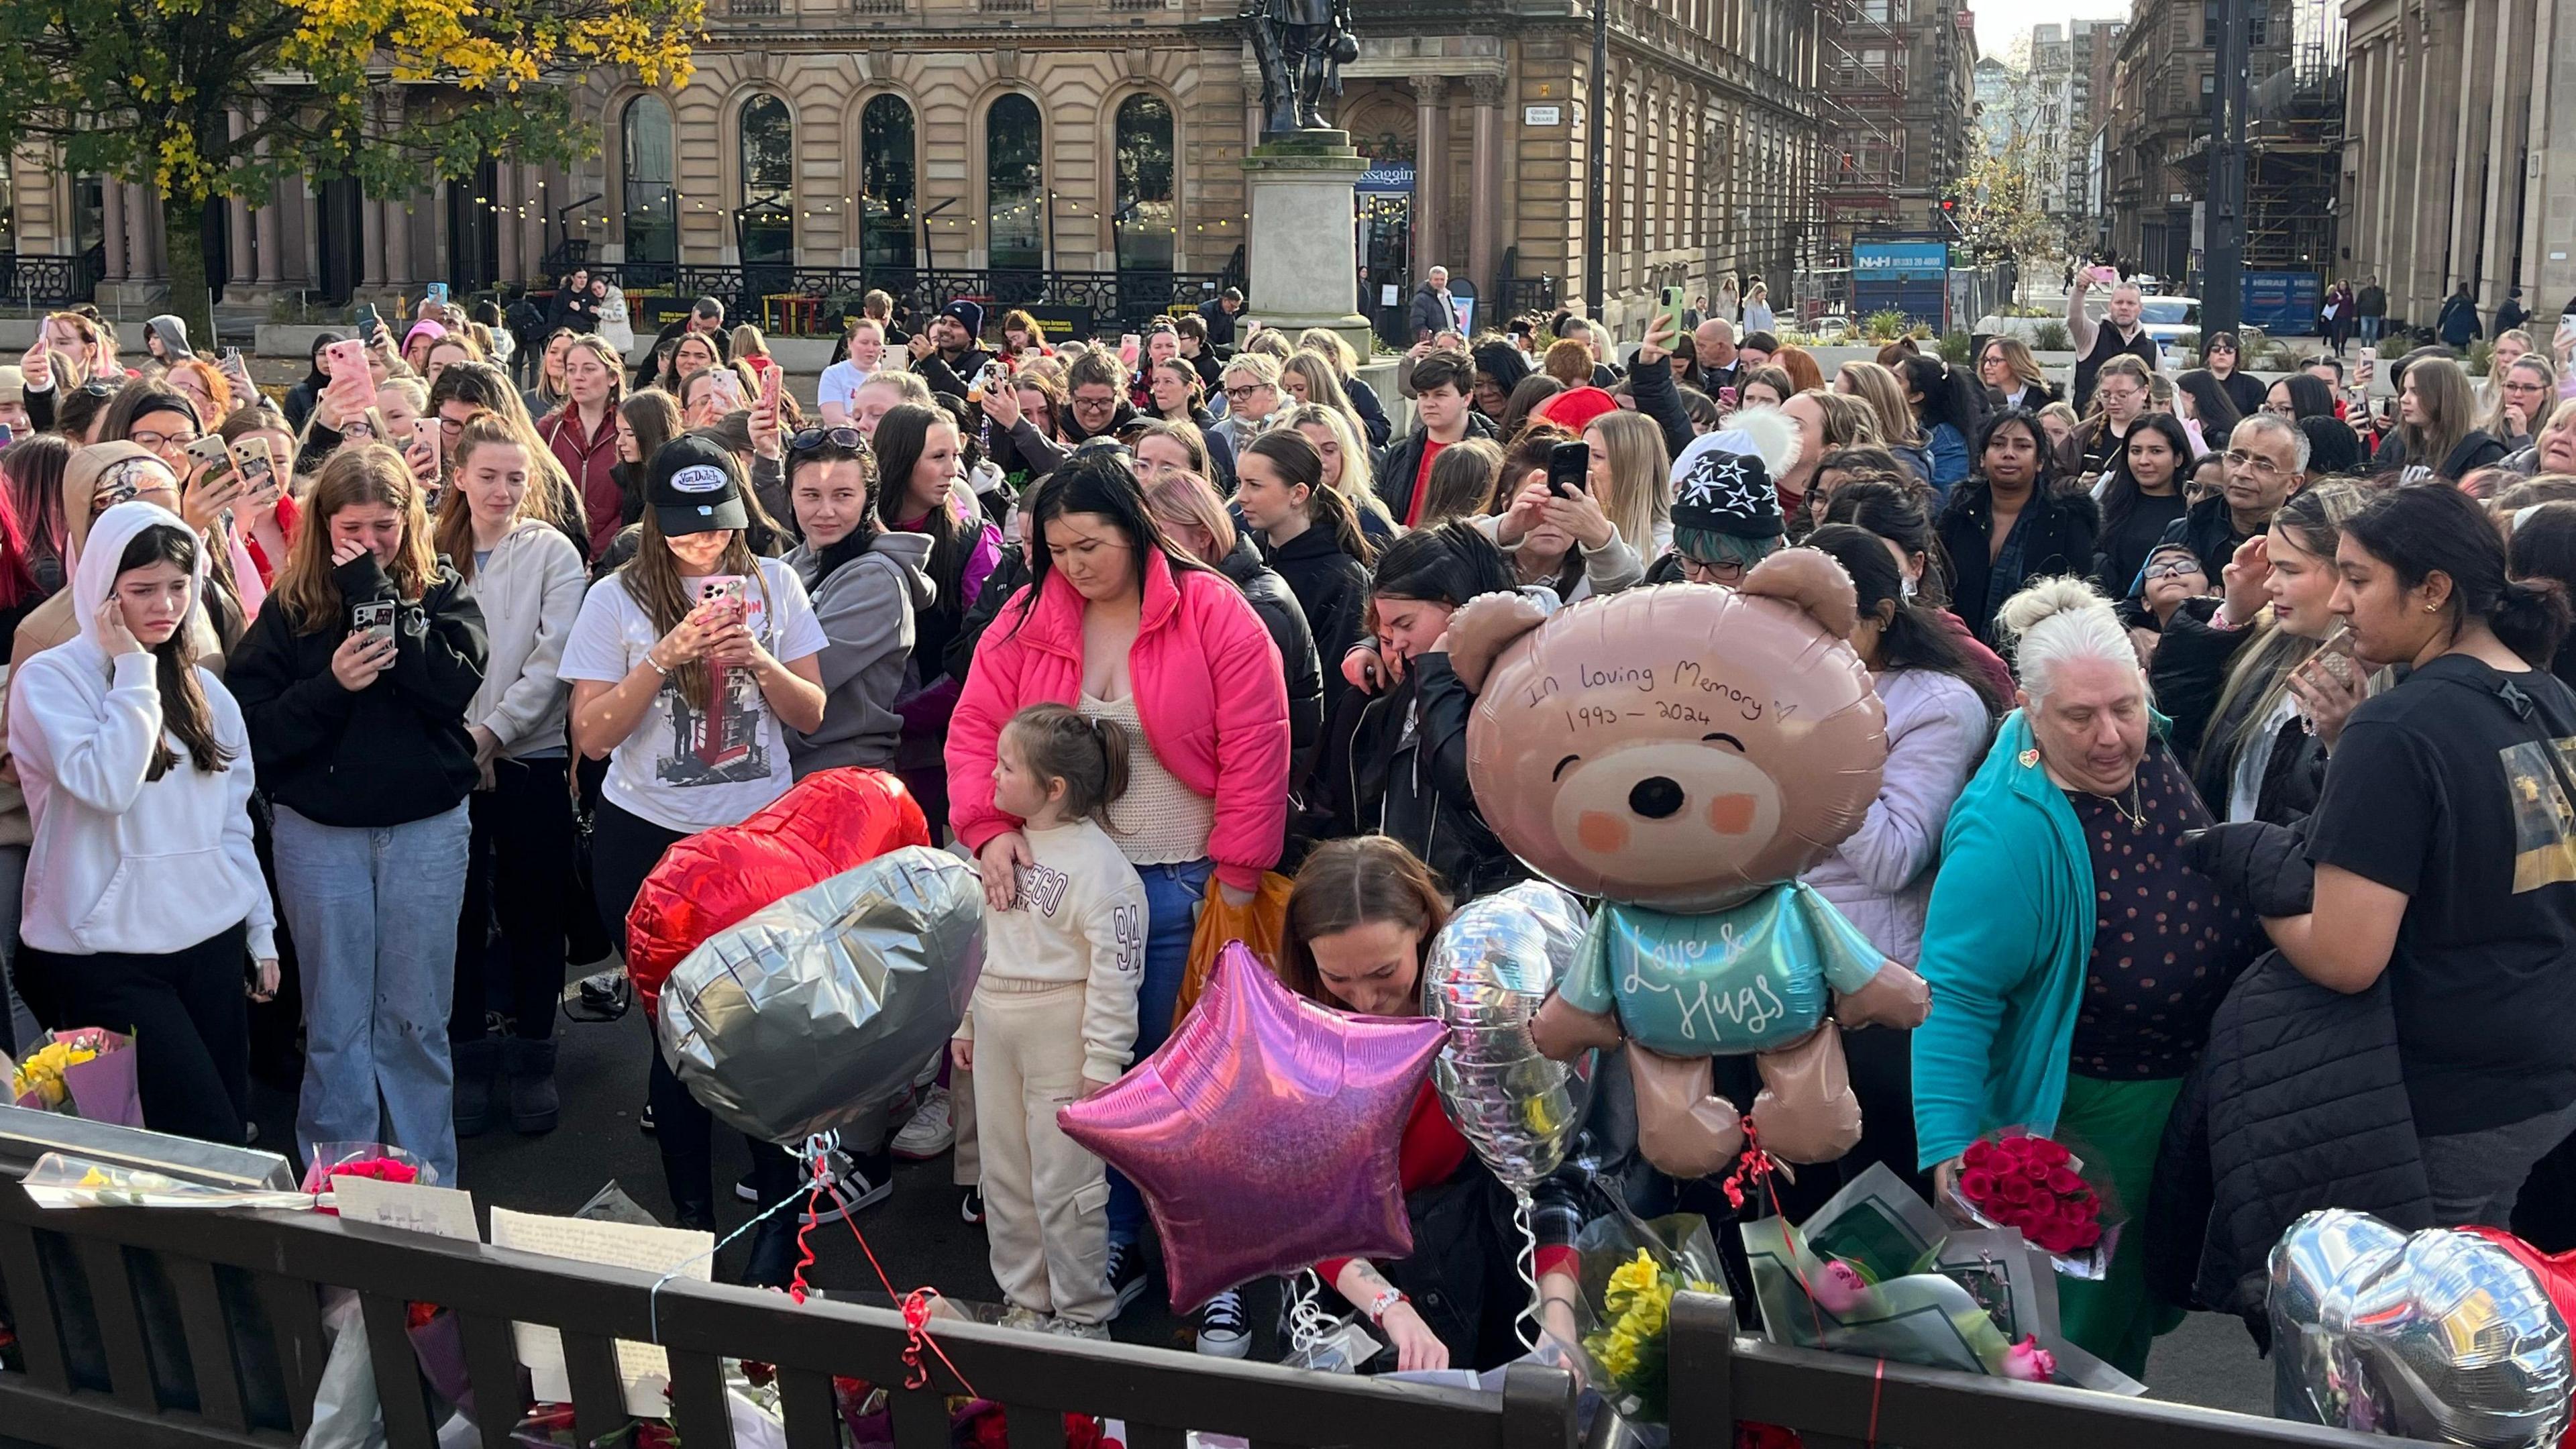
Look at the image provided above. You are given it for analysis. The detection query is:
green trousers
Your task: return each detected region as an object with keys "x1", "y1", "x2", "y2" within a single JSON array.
[{"x1": 2051, "y1": 1071, "x2": 2186, "y2": 1379}]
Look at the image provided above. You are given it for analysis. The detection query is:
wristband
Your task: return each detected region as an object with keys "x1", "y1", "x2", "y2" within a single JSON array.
[
  {"x1": 1362, "y1": 1285, "x2": 1408, "y2": 1325},
  {"x1": 643, "y1": 650, "x2": 672, "y2": 677},
  {"x1": 2210, "y1": 602, "x2": 2251, "y2": 633}
]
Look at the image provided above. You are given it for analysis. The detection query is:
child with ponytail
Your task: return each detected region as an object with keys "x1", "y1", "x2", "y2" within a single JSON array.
[{"x1": 951, "y1": 702, "x2": 1148, "y2": 1340}]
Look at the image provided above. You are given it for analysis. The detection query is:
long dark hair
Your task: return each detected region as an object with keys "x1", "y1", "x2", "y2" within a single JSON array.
[
  {"x1": 1822, "y1": 478, "x2": 1956, "y2": 606},
  {"x1": 788, "y1": 431, "x2": 883, "y2": 582},
  {"x1": 2098, "y1": 411, "x2": 2196, "y2": 541},
  {"x1": 1369, "y1": 519, "x2": 1515, "y2": 604},
  {"x1": 6, "y1": 433, "x2": 71, "y2": 594},
  {"x1": 1896, "y1": 355, "x2": 1988, "y2": 438},
  {"x1": 116, "y1": 523, "x2": 233, "y2": 779},
  {"x1": 2174, "y1": 368, "x2": 2244, "y2": 440},
  {"x1": 2274, "y1": 374, "x2": 2339, "y2": 421},
  {"x1": 1805, "y1": 523, "x2": 2005, "y2": 716},
  {"x1": 2345, "y1": 482, "x2": 2569, "y2": 667},
  {"x1": 1013, "y1": 449, "x2": 1215, "y2": 634},
  {"x1": 616, "y1": 390, "x2": 684, "y2": 528},
  {"x1": 1244, "y1": 429, "x2": 1374, "y2": 565},
  {"x1": 874, "y1": 402, "x2": 976, "y2": 624},
  {"x1": 2509, "y1": 502, "x2": 2576, "y2": 688}
]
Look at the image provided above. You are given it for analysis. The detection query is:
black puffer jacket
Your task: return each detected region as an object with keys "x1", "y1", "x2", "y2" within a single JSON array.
[
  {"x1": 2149, "y1": 597, "x2": 2328, "y2": 825},
  {"x1": 1260, "y1": 525, "x2": 1373, "y2": 721},
  {"x1": 2146, "y1": 820, "x2": 2434, "y2": 1340},
  {"x1": 1319, "y1": 651, "x2": 1523, "y2": 902},
  {"x1": 1214, "y1": 534, "x2": 1322, "y2": 792}
]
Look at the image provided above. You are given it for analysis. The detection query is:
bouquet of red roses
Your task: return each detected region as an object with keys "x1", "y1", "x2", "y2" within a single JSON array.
[{"x1": 1955, "y1": 1130, "x2": 2115, "y2": 1278}]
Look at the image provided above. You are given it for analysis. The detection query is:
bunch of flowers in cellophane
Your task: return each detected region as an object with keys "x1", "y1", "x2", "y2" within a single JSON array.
[
  {"x1": 18, "y1": 1152, "x2": 315, "y2": 1210},
  {"x1": 301, "y1": 1141, "x2": 439, "y2": 1208},
  {"x1": 1737, "y1": 1163, "x2": 2143, "y2": 1393},
  {"x1": 6, "y1": 1027, "x2": 141, "y2": 1126},
  {"x1": 1952, "y1": 1128, "x2": 2118, "y2": 1279},
  {"x1": 1568, "y1": 1209, "x2": 1724, "y2": 1425}
]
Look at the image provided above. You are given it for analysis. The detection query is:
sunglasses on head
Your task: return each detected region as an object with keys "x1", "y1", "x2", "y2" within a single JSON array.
[
  {"x1": 77, "y1": 380, "x2": 119, "y2": 398},
  {"x1": 788, "y1": 426, "x2": 866, "y2": 453}
]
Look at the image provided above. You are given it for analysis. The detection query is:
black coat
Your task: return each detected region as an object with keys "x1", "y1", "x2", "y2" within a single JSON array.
[
  {"x1": 1374, "y1": 412, "x2": 1499, "y2": 524},
  {"x1": 913, "y1": 345, "x2": 998, "y2": 404},
  {"x1": 1320, "y1": 653, "x2": 1523, "y2": 902},
  {"x1": 1215, "y1": 534, "x2": 1323, "y2": 796},
  {"x1": 227, "y1": 554, "x2": 488, "y2": 829},
  {"x1": 2154, "y1": 494, "x2": 2249, "y2": 583},
  {"x1": 2370, "y1": 427, "x2": 2510, "y2": 482},
  {"x1": 1260, "y1": 524, "x2": 1373, "y2": 720},
  {"x1": 1196, "y1": 299, "x2": 1239, "y2": 350},
  {"x1": 943, "y1": 543, "x2": 1030, "y2": 690},
  {"x1": 1935, "y1": 480, "x2": 2101, "y2": 647},
  {"x1": 2150, "y1": 597, "x2": 2327, "y2": 825}
]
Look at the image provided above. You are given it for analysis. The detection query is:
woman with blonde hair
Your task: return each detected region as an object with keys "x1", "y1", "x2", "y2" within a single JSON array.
[
  {"x1": 1835, "y1": 360, "x2": 1931, "y2": 484},
  {"x1": 1977, "y1": 335, "x2": 2059, "y2": 411},
  {"x1": 2379, "y1": 355, "x2": 2508, "y2": 482},
  {"x1": 1295, "y1": 329, "x2": 1393, "y2": 445},
  {"x1": 2483, "y1": 353, "x2": 2559, "y2": 453},
  {"x1": 1280, "y1": 352, "x2": 1367, "y2": 449},
  {"x1": 539, "y1": 335, "x2": 629, "y2": 556},
  {"x1": 2069, "y1": 354, "x2": 2155, "y2": 479},
  {"x1": 1582, "y1": 408, "x2": 1675, "y2": 556},
  {"x1": 1281, "y1": 401, "x2": 1393, "y2": 542},
  {"x1": 228, "y1": 444, "x2": 488, "y2": 1183}
]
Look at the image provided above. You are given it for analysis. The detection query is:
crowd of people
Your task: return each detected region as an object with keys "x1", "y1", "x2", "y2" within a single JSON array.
[{"x1": 3, "y1": 278, "x2": 2574, "y2": 1389}]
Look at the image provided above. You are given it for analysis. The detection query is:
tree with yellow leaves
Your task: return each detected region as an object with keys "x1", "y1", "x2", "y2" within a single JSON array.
[{"x1": 0, "y1": 0, "x2": 700, "y2": 341}]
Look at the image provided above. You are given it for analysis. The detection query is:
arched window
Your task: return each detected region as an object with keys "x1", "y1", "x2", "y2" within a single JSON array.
[
  {"x1": 985, "y1": 93, "x2": 1043, "y2": 272},
  {"x1": 1112, "y1": 94, "x2": 1175, "y2": 274},
  {"x1": 859, "y1": 95, "x2": 916, "y2": 272},
  {"x1": 738, "y1": 93, "x2": 794, "y2": 267},
  {"x1": 621, "y1": 95, "x2": 677, "y2": 272}
]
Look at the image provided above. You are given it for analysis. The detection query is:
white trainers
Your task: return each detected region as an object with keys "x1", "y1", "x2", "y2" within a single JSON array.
[
  {"x1": 998, "y1": 1305, "x2": 1051, "y2": 1334},
  {"x1": 1195, "y1": 1288, "x2": 1251, "y2": 1358},
  {"x1": 1045, "y1": 1317, "x2": 1113, "y2": 1342},
  {"x1": 891, "y1": 1085, "x2": 956, "y2": 1160}
]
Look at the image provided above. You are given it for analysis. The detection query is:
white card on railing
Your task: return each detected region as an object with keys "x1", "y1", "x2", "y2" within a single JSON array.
[
  {"x1": 488, "y1": 1207, "x2": 714, "y2": 1417},
  {"x1": 331, "y1": 1175, "x2": 479, "y2": 1241}
]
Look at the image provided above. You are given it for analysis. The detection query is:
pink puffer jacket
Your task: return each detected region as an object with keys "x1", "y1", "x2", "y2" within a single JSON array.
[{"x1": 946, "y1": 548, "x2": 1289, "y2": 892}]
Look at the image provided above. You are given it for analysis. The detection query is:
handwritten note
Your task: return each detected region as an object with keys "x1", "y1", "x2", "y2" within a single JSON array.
[
  {"x1": 329, "y1": 1176, "x2": 479, "y2": 1241},
  {"x1": 487, "y1": 1208, "x2": 714, "y2": 1417}
]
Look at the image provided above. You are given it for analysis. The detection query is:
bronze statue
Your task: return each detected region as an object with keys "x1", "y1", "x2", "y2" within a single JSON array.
[{"x1": 1246, "y1": 0, "x2": 1356, "y2": 136}]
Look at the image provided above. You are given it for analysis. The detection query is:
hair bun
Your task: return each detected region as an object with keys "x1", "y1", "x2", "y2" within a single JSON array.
[{"x1": 1996, "y1": 576, "x2": 2113, "y2": 643}]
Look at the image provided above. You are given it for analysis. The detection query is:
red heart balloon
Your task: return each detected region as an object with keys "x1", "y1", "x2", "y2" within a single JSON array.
[
  {"x1": 2469, "y1": 1227, "x2": 2576, "y2": 1449},
  {"x1": 625, "y1": 768, "x2": 928, "y2": 1020}
]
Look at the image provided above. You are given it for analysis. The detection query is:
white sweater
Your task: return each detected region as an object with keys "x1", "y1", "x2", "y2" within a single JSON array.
[
  {"x1": 465, "y1": 516, "x2": 586, "y2": 758},
  {"x1": 11, "y1": 502, "x2": 276, "y2": 959},
  {"x1": 956, "y1": 818, "x2": 1149, "y2": 1083}
]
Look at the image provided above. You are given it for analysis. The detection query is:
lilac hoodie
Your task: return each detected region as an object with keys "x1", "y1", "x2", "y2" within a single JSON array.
[{"x1": 1801, "y1": 667, "x2": 1992, "y2": 965}]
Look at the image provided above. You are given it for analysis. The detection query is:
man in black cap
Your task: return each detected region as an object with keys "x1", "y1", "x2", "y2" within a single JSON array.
[
  {"x1": 1644, "y1": 429, "x2": 1786, "y2": 584},
  {"x1": 906, "y1": 299, "x2": 996, "y2": 402}
]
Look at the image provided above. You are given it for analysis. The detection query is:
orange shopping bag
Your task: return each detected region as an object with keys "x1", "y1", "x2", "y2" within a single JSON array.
[{"x1": 1173, "y1": 869, "x2": 1295, "y2": 1019}]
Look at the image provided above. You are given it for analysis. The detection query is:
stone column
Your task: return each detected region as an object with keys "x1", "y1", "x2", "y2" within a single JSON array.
[
  {"x1": 225, "y1": 112, "x2": 254, "y2": 286},
  {"x1": 1466, "y1": 75, "x2": 1505, "y2": 301},
  {"x1": 1243, "y1": 136, "x2": 1373, "y2": 350},
  {"x1": 101, "y1": 180, "x2": 127, "y2": 281},
  {"x1": 126, "y1": 183, "x2": 161, "y2": 279},
  {"x1": 498, "y1": 164, "x2": 521, "y2": 283},
  {"x1": 384, "y1": 199, "x2": 413, "y2": 287},
  {"x1": 361, "y1": 194, "x2": 384, "y2": 288},
  {"x1": 1409, "y1": 75, "x2": 1448, "y2": 276}
]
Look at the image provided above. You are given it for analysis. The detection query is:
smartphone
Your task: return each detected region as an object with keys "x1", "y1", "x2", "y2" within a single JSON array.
[
  {"x1": 696, "y1": 574, "x2": 748, "y2": 627},
  {"x1": 181, "y1": 434, "x2": 235, "y2": 478},
  {"x1": 1546, "y1": 439, "x2": 1590, "y2": 499},
  {"x1": 235, "y1": 435, "x2": 280, "y2": 505},
  {"x1": 323, "y1": 337, "x2": 369, "y2": 386},
  {"x1": 0, "y1": 423, "x2": 15, "y2": 449},
  {"x1": 1719, "y1": 386, "x2": 1740, "y2": 408},
  {"x1": 2089, "y1": 266, "x2": 2119, "y2": 286},
  {"x1": 1656, "y1": 284, "x2": 1687, "y2": 340},
  {"x1": 1119, "y1": 333, "x2": 1141, "y2": 369},
  {"x1": 354, "y1": 303, "x2": 384, "y2": 345},
  {"x1": 219, "y1": 345, "x2": 249, "y2": 380},
  {"x1": 413, "y1": 415, "x2": 443, "y2": 462},
  {"x1": 424, "y1": 282, "x2": 449, "y2": 310},
  {"x1": 759, "y1": 362, "x2": 784, "y2": 411},
  {"x1": 2314, "y1": 623, "x2": 2359, "y2": 686},
  {"x1": 352, "y1": 599, "x2": 397, "y2": 648},
  {"x1": 706, "y1": 368, "x2": 743, "y2": 412}
]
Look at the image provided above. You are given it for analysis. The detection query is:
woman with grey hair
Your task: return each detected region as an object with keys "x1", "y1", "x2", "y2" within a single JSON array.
[{"x1": 1913, "y1": 576, "x2": 2261, "y2": 1377}]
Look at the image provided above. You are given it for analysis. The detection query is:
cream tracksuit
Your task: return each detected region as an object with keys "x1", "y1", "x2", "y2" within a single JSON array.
[{"x1": 956, "y1": 818, "x2": 1146, "y2": 1324}]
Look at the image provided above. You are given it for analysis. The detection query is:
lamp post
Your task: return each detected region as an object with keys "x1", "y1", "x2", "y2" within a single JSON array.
[{"x1": 1586, "y1": 0, "x2": 1607, "y2": 317}]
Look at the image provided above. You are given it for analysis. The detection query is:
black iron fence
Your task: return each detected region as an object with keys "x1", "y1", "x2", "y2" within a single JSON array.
[
  {"x1": 0, "y1": 1165, "x2": 2432, "y2": 1449},
  {"x1": 0, "y1": 248, "x2": 105, "y2": 307}
]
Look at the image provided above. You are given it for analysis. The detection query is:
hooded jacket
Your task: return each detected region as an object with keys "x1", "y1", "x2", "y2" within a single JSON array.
[
  {"x1": 786, "y1": 529, "x2": 937, "y2": 774},
  {"x1": 227, "y1": 550, "x2": 489, "y2": 828},
  {"x1": 462, "y1": 517, "x2": 587, "y2": 761},
  {"x1": 945, "y1": 548, "x2": 1289, "y2": 894},
  {"x1": 1214, "y1": 533, "x2": 1322, "y2": 790},
  {"x1": 144, "y1": 315, "x2": 191, "y2": 362},
  {"x1": 1258, "y1": 523, "x2": 1372, "y2": 719},
  {"x1": 9, "y1": 502, "x2": 275, "y2": 960}
]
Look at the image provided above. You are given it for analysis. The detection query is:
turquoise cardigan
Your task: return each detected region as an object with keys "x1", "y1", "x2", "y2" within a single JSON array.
[{"x1": 1909, "y1": 708, "x2": 2171, "y2": 1169}]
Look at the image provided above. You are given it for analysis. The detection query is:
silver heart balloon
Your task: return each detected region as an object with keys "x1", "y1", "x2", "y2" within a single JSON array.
[
  {"x1": 1421, "y1": 880, "x2": 1595, "y2": 1191},
  {"x1": 2270, "y1": 1210, "x2": 2573, "y2": 1449}
]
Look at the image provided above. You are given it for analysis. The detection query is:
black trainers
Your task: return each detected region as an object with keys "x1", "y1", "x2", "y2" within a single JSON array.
[
  {"x1": 1104, "y1": 1240, "x2": 1150, "y2": 1318},
  {"x1": 959, "y1": 1186, "x2": 985, "y2": 1225},
  {"x1": 743, "y1": 1151, "x2": 890, "y2": 1225},
  {"x1": 638, "y1": 1101, "x2": 656, "y2": 1135},
  {"x1": 1195, "y1": 1287, "x2": 1250, "y2": 1358}
]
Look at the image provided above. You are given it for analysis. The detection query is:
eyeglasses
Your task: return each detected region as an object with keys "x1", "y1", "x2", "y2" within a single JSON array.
[
  {"x1": 2143, "y1": 559, "x2": 2204, "y2": 581},
  {"x1": 1072, "y1": 392, "x2": 1118, "y2": 411},
  {"x1": 129, "y1": 428, "x2": 201, "y2": 451},
  {"x1": 1224, "y1": 384, "x2": 1259, "y2": 401},
  {"x1": 788, "y1": 426, "x2": 867, "y2": 453},
  {"x1": 1676, "y1": 554, "x2": 1747, "y2": 584},
  {"x1": 2222, "y1": 447, "x2": 2288, "y2": 478}
]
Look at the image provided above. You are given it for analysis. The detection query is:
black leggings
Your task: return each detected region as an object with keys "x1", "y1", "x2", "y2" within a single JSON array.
[
  {"x1": 591, "y1": 800, "x2": 800, "y2": 1216},
  {"x1": 452, "y1": 755, "x2": 578, "y2": 1041},
  {"x1": 23, "y1": 922, "x2": 250, "y2": 1146}
]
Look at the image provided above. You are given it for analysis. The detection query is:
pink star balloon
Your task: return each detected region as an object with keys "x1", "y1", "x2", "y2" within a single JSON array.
[{"x1": 1057, "y1": 942, "x2": 1450, "y2": 1311}]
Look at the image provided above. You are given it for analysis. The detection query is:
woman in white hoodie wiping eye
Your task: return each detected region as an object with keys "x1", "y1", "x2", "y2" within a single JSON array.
[{"x1": 9, "y1": 501, "x2": 276, "y2": 1144}]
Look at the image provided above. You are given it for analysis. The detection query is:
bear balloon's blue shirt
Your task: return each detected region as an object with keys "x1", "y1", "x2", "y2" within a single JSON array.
[{"x1": 1561, "y1": 882, "x2": 1889, "y2": 1055}]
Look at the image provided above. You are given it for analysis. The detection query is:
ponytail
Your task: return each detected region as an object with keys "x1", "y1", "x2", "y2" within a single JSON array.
[
  {"x1": 2345, "y1": 480, "x2": 2572, "y2": 667},
  {"x1": 1004, "y1": 702, "x2": 1131, "y2": 830},
  {"x1": 1246, "y1": 428, "x2": 1375, "y2": 564},
  {"x1": 2495, "y1": 578, "x2": 2571, "y2": 670},
  {"x1": 1307, "y1": 480, "x2": 1376, "y2": 566}
]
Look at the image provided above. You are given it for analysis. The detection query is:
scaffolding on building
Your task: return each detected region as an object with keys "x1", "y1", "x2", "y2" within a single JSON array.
[
  {"x1": 2178, "y1": 0, "x2": 2345, "y2": 275},
  {"x1": 1815, "y1": 0, "x2": 1911, "y2": 267}
]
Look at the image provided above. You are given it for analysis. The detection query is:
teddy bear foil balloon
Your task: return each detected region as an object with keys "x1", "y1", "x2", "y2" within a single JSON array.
[{"x1": 1446, "y1": 549, "x2": 1932, "y2": 1179}]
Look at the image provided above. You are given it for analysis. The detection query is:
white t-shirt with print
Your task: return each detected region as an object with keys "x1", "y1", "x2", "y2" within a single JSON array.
[
  {"x1": 559, "y1": 557, "x2": 828, "y2": 835},
  {"x1": 817, "y1": 361, "x2": 872, "y2": 415}
]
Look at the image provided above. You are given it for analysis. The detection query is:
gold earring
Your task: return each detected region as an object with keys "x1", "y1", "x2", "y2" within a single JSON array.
[{"x1": 2425, "y1": 602, "x2": 2438, "y2": 612}]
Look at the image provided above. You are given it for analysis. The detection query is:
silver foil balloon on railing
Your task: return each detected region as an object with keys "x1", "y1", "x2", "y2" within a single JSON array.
[
  {"x1": 2271, "y1": 1209, "x2": 2573, "y2": 1449},
  {"x1": 657, "y1": 846, "x2": 985, "y2": 1146},
  {"x1": 1422, "y1": 879, "x2": 1596, "y2": 1191}
]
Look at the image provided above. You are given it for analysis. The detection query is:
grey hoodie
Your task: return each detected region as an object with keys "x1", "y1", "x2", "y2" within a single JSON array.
[
  {"x1": 144, "y1": 315, "x2": 191, "y2": 362},
  {"x1": 784, "y1": 529, "x2": 936, "y2": 775}
]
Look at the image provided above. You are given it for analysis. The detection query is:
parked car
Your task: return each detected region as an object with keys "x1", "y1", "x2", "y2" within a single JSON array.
[{"x1": 2137, "y1": 295, "x2": 2201, "y2": 351}]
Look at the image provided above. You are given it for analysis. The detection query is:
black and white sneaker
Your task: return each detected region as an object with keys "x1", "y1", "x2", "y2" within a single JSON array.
[
  {"x1": 1195, "y1": 1287, "x2": 1251, "y2": 1358},
  {"x1": 638, "y1": 1101, "x2": 655, "y2": 1135},
  {"x1": 1103, "y1": 1240, "x2": 1150, "y2": 1318},
  {"x1": 959, "y1": 1187, "x2": 985, "y2": 1225},
  {"x1": 741, "y1": 1150, "x2": 891, "y2": 1225}
]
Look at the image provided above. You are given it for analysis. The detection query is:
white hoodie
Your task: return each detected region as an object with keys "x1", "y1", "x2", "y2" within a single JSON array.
[{"x1": 10, "y1": 502, "x2": 276, "y2": 959}]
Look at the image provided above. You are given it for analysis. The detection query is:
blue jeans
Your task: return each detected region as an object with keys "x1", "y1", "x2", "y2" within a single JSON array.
[
  {"x1": 1108, "y1": 857, "x2": 1213, "y2": 1244},
  {"x1": 2359, "y1": 316, "x2": 2383, "y2": 345},
  {"x1": 274, "y1": 802, "x2": 472, "y2": 1185}
]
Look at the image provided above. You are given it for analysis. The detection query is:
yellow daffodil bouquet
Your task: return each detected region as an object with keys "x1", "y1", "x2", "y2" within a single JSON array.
[
  {"x1": 1574, "y1": 1214, "x2": 1723, "y2": 1424},
  {"x1": 5, "y1": 1028, "x2": 143, "y2": 1127}
]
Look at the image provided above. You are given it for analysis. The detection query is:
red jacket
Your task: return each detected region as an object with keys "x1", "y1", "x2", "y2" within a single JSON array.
[
  {"x1": 945, "y1": 548, "x2": 1289, "y2": 892},
  {"x1": 537, "y1": 405, "x2": 622, "y2": 558}
]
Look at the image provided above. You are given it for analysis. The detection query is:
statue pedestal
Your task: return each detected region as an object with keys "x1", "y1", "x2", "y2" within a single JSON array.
[{"x1": 1243, "y1": 133, "x2": 1373, "y2": 354}]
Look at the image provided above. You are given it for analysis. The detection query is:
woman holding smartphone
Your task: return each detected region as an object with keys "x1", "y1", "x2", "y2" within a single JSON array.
[
  {"x1": 539, "y1": 336, "x2": 629, "y2": 559},
  {"x1": 11, "y1": 503, "x2": 277, "y2": 1144},
  {"x1": 560, "y1": 435, "x2": 826, "y2": 1277},
  {"x1": 437, "y1": 413, "x2": 588, "y2": 1136},
  {"x1": 228, "y1": 445, "x2": 489, "y2": 1185}
]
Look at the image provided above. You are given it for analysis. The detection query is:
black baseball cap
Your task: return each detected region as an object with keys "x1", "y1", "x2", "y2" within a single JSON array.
[{"x1": 646, "y1": 435, "x2": 749, "y2": 536}]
